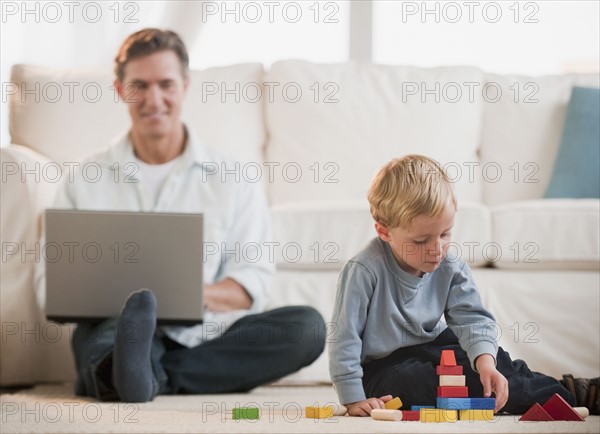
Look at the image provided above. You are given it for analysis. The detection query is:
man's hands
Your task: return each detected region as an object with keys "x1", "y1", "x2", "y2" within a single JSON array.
[
  {"x1": 345, "y1": 395, "x2": 393, "y2": 416},
  {"x1": 204, "y1": 278, "x2": 252, "y2": 312},
  {"x1": 476, "y1": 354, "x2": 508, "y2": 412}
]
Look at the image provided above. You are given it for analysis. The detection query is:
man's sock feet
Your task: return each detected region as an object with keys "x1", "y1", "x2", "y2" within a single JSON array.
[{"x1": 113, "y1": 289, "x2": 157, "y2": 402}]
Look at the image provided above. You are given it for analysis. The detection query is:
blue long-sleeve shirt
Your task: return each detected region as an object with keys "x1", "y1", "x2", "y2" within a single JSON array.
[{"x1": 329, "y1": 237, "x2": 498, "y2": 405}]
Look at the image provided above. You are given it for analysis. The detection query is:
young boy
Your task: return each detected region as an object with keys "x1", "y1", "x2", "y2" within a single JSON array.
[{"x1": 329, "y1": 155, "x2": 575, "y2": 416}]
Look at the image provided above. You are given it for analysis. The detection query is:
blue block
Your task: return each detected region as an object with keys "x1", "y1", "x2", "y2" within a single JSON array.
[
  {"x1": 411, "y1": 405, "x2": 435, "y2": 411},
  {"x1": 436, "y1": 398, "x2": 472, "y2": 410},
  {"x1": 469, "y1": 398, "x2": 496, "y2": 410}
]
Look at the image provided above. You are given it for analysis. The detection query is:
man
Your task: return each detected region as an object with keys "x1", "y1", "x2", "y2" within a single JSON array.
[{"x1": 48, "y1": 28, "x2": 325, "y2": 402}]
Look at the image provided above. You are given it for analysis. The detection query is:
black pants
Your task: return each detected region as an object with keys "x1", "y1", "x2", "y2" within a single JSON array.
[
  {"x1": 362, "y1": 328, "x2": 575, "y2": 414},
  {"x1": 72, "y1": 306, "x2": 326, "y2": 401}
]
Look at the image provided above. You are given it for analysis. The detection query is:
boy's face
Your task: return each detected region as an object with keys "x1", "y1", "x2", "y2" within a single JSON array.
[{"x1": 375, "y1": 207, "x2": 455, "y2": 277}]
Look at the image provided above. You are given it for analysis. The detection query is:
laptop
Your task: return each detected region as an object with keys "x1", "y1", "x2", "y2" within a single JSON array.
[{"x1": 45, "y1": 210, "x2": 204, "y2": 325}]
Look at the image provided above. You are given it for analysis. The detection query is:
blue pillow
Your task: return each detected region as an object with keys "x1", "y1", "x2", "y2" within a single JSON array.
[{"x1": 545, "y1": 86, "x2": 600, "y2": 199}]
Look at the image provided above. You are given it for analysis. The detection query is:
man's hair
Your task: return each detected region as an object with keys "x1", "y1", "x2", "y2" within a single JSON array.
[
  {"x1": 368, "y1": 155, "x2": 457, "y2": 229},
  {"x1": 114, "y1": 28, "x2": 189, "y2": 81}
]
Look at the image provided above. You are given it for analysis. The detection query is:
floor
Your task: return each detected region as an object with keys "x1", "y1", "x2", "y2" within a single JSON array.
[{"x1": 1, "y1": 383, "x2": 599, "y2": 434}]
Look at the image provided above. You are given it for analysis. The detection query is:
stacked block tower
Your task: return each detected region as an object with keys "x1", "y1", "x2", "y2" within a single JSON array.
[{"x1": 420, "y1": 349, "x2": 495, "y2": 422}]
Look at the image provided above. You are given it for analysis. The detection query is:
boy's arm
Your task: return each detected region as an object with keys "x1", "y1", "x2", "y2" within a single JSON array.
[
  {"x1": 444, "y1": 262, "x2": 499, "y2": 371},
  {"x1": 445, "y1": 262, "x2": 508, "y2": 412},
  {"x1": 475, "y1": 353, "x2": 509, "y2": 411},
  {"x1": 329, "y1": 261, "x2": 374, "y2": 405}
]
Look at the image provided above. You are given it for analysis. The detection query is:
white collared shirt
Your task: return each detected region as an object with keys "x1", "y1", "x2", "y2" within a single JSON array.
[{"x1": 38, "y1": 128, "x2": 275, "y2": 347}]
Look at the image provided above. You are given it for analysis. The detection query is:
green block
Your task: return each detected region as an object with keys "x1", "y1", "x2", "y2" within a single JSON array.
[{"x1": 232, "y1": 407, "x2": 260, "y2": 420}]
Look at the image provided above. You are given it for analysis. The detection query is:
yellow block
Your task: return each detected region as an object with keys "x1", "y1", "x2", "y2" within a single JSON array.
[
  {"x1": 305, "y1": 406, "x2": 334, "y2": 419},
  {"x1": 384, "y1": 397, "x2": 403, "y2": 410},
  {"x1": 459, "y1": 409, "x2": 494, "y2": 421},
  {"x1": 420, "y1": 408, "x2": 458, "y2": 423}
]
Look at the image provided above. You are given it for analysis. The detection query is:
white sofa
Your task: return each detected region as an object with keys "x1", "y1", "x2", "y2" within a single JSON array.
[{"x1": 1, "y1": 61, "x2": 598, "y2": 387}]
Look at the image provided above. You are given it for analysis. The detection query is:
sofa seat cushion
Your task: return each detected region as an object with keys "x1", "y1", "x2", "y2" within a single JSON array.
[
  {"x1": 473, "y1": 268, "x2": 600, "y2": 379},
  {"x1": 271, "y1": 200, "x2": 491, "y2": 270},
  {"x1": 492, "y1": 199, "x2": 600, "y2": 270}
]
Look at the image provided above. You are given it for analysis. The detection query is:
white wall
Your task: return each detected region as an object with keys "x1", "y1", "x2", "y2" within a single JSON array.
[{"x1": 373, "y1": 0, "x2": 600, "y2": 75}]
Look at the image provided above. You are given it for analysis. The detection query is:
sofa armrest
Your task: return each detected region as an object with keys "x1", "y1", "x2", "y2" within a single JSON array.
[{"x1": 1, "y1": 144, "x2": 75, "y2": 386}]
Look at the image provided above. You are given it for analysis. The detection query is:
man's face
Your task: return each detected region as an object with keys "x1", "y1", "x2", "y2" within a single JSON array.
[
  {"x1": 375, "y1": 207, "x2": 455, "y2": 277},
  {"x1": 117, "y1": 50, "x2": 188, "y2": 140}
]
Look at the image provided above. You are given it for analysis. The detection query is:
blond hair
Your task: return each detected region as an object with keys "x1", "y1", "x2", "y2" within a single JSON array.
[{"x1": 368, "y1": 155, "x2": 457, "y2": 228}]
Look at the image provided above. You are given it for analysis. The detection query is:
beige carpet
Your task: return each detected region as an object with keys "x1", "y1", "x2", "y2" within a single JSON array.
[{"x1": 1, "y1": 384, "x2": 599, "y2": 433}]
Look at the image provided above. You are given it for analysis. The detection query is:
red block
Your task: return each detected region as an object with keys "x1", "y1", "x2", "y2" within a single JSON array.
[
  {"x1": 440, "y1": 350, "x2": 457, "y2": 366},
  {"x1": 519, "y1": 403, "x2": 554, "y2": 421},
  {"x1": 437, "y1": 386, "x2": 469, "y2": 398},
  {"x1": 400, "y1": 410, "x2": 420, "y2": 421},
  {"x1": 436, "y1": 365, "x2": 463, "y2": 375},
  {"x1": 542, "y1": 393, "x2": 584, "y2": 421}
]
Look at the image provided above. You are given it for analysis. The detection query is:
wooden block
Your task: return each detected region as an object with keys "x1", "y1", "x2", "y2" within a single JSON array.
[
  {"x1": 384, "y1": 397, "x2": 403, "y2": 410},
  {"x1": 519, "y1": 403, "x2": 554, "y2": 421},
  {"x1": 333, "y1": 405, "x2": 348, "y2": 416},
  {"x1": 460, "y1": 409, "x2": 494, "y2": 421},
  {"x1": 469, "y1": 398, "x2": 496, "y2": 410},
  {"x1": 400, "y1": 410, "x2": 420, "y2": 421},
  {"x1": 542, "y1": 393, "x2": 585, "y2": 421},
  {"x1": 232, "y1": 407, "x2": 260, "y2": 420},
  {"x1": 574, "y1": 407, "x2": 589, "y2": 418},
  {"x1": 371, "y1": 409, "x2": 402, "y2": 421},
  {"x1": 439, "y1": 375, "x2": 466, "y2": 386},
  {"x1": 305, "y1": 406, "x2": 334, "y2": 419},
  {"x1": 437, "y1": 386, "x2": 469, "y2": 398},
  {"x1": 436, "y1": 365, "x2": 463, "y2": 375},
  {"x1": 411, "y1": 405, "x2": 434, "y2": 411},
  {"x1": 370, "y1": 409, "x2": 419, "y2": 421},
  {"x1": 420, "y1": 408, "x2": 458, "y2": 423},
  {"x1": 440, "y1": 350, "x2": 457, "y2": 366},
  {"x1": 437, "y1": 397, "x2": 472, "y2": 410}
]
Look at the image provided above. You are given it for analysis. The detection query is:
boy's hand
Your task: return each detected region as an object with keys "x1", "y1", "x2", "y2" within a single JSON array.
[
  {"x1": 476, "y1": 354, "x2": 509, "y2": 412},
  {"x1": 346, "y1": 395, "x2": 393, "y2": 416}
]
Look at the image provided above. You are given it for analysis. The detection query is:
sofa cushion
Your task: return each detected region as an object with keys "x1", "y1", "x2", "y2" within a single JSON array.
[
  {"x1": 480, "y1": 73, "x2": 600, "y2": 206},
  {"x1": 265, "y1": 60, "x2": 485, "y2": 206},
  {"x1": 8, "y1": 63, "x2": 266, "y2": 164},
  {"x1": 271, "y1": 200, "x2": 491, "y2": 270},
  {"x1": 491, "y1": 199, "x2": 600, "y2": 270},
  {"x1": 545, "y1": 87, "x2": 600, "y2": 199}
]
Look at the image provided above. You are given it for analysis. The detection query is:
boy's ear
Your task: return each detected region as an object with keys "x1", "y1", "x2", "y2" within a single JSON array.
[{"x1": 374, "y1": 222, "x2": 391, "y2": 242}]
